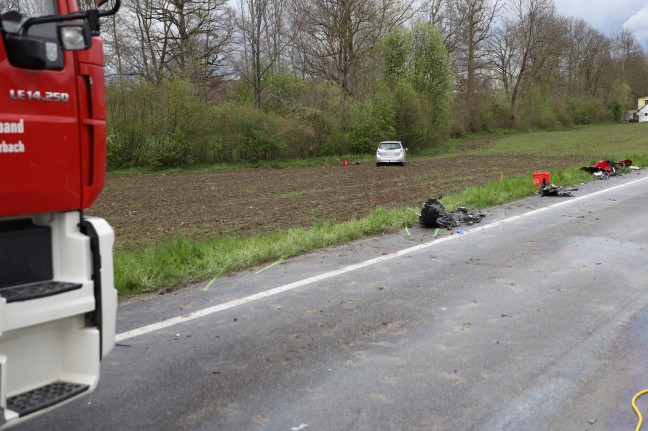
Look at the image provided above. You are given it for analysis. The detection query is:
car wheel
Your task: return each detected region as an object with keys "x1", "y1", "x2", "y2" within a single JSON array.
[{"x1": 376, "y1": 163, "x2": 380, "y2": 167}]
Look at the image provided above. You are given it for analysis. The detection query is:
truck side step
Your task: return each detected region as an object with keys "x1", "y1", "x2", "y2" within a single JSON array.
[
  {"x1": 0, "y1": 281, "x2": 82, "y2": 303},
  {"x1": 6, "y1": 382, "x2": 89, "y2": 417}
]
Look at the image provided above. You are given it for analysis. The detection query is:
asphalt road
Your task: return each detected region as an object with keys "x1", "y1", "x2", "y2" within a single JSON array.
[{"x1": 20, "y1": 170, "x2": 648, "y2": 431}]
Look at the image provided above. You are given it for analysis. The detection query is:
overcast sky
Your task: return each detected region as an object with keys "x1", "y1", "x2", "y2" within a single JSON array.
[{"x1": 553, "y1": 0, "x2": 648, "y2": 50}]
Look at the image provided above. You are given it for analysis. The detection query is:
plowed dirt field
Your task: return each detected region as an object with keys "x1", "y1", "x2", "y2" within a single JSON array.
[{"x1": 89, "y1": 146, "x2": 587, "y2": 253}]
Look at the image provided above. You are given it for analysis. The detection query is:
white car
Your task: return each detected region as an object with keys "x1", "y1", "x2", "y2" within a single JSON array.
[{"x1": 376, "y1": 141, "x2": 406, "y2": 167}]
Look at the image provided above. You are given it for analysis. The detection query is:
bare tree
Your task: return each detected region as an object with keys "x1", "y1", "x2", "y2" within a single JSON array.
[
  {"x1": 157, "y1": 0, "x2": 232, "y2": 84},
  {"x1": 127, "y1": 0, "x2": 164, "y2": 82},
  {"x1": 452, "y1": 0, "x2": 500, "y2": 130},
  {"x1": 560, "y1": 17, "x2": 589, "y2": 96},
  {"x1": 110, "y1": 0, "x2": 232, "y2": 90},
  {"x1": 422, "y1": 0, "x2": 460, "y2": 54},
  {"x1": 489, "y1": 0, "x2": 556, "y2": 123},
  {"x1": 293, "y1": 0, "x2": 417, "y2": 98},
  {"x1": 577, "y1": 26, "x2": 610, "y2": 97},
  {"x1": 613, "y1": 29, "x2": 648, "y2": 103},
  {"x1": 551, "y1": 17, "x2": 612, "y2": 99},
  {"x1": 234, "y1": 0, "x2": 292, "y2": 108},
  {"x1": 614, "y1": 29, "x2": 642, "y2": 84}
]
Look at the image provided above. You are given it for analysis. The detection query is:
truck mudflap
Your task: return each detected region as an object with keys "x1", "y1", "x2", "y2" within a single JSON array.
[{"x1": 0, "y1": 212, "x2": 116, "y2": 428}]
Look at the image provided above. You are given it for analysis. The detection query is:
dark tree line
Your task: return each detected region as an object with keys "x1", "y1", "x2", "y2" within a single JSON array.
[{"x1": 102, "y1": 0, "x2": 648, "y2": 167}]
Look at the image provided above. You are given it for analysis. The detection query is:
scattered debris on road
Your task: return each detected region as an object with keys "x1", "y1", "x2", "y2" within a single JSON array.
[
  {"x1": 415, "y1": 196, "x2": 485, "y2": 229},
  {"x1": 581, "y1": 159, "x2": 637, "y2": 178},
  {"x1": 536, "y1": 183, "x2": 578, "y2": 197}
]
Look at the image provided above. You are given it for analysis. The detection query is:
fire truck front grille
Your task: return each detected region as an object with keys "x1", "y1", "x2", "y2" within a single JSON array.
[
  {"x1": 0, "y1": 281, "x2": 82, "y2": 303},
  {"x1": 7, "y1": 381, "x2": 89, "y2": 417}
]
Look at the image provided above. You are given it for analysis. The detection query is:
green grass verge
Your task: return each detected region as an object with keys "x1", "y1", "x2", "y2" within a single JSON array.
[
  {"x1": 440, "y1": 165, "x2": 594, "y2": 210},
  {"x1": 114, "y1": 207, "x2": 416, "y2": 297}
]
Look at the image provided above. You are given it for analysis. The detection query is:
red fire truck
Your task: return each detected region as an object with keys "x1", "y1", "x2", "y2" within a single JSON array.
[{"x1": 0, "y1": 0, "x2": 119, "y2": 427}]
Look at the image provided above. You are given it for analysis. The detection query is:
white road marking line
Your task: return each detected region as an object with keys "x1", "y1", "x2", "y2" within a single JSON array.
[{"x1": 116, "y1": 175, "x2": 648, "y2": 342}]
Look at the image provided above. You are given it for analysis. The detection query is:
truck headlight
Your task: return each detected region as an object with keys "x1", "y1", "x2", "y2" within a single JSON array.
[{"x1": 58, "y1": 23, "x2": 92, "y2": 51}]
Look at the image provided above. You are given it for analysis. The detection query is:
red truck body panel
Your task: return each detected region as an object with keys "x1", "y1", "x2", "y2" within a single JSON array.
[
  {"x1": 77, "y1": 37, "x2": 108, "y2": 210},
  {"x1": 0, "y1": 6, "x2": 107, "y2": 218}
]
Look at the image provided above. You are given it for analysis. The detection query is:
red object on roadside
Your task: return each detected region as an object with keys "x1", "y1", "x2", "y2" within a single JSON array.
[
  {"x1": 343, "y1": 159, "x2": 349, "y2": 166},
  {"x1": 532, "y1": 172, "x2": 551, "y2": 188},
  {"x1": 592, "y1": 160, "x2": 612, "y2": 171}
]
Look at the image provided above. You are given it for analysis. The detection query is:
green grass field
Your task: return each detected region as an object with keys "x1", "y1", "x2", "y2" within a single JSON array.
[{"x1": 467, "y1": 123, "x2": 648, "y2": 160}]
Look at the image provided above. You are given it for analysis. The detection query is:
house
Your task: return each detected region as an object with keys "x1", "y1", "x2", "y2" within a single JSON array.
[
  {"x1": 627, "y1": 96, "x2": 648, "y2": 122},
  {"x1": 638, "y1": 96, "x2": 648, "y2": 109},
  {"x1": 636, "y1": 96, "x2": 648, "y2": 122}
]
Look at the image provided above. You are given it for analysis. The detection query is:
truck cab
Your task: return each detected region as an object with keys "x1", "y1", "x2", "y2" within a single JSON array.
[{"x1": 0, "y1": 0, "x2": 119, "y2": 427}]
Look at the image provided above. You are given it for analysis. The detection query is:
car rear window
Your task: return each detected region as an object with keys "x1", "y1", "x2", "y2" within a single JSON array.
[{"x1": 378, "y1": 143, "x2": 401, "y2": 150}]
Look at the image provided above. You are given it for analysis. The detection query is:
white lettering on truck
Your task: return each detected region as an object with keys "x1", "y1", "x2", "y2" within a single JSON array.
[
  {"x1": 0, "y1": 140, "x2": 25, "y2": 153},
  {"x1": 10, "y1": 90, "x2": 70, "y2": 102},
  {"x1": 0, "y1": 119, "x2": 24, "y2": 134}
]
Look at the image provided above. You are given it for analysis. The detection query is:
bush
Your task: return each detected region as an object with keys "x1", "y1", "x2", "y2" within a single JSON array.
[
  {"x1": 107, "y1": 78, "x2": 216, "y2": 169},
  {"x1": 214, "y1": 102, "x2": 282, "y2": 162},
  {"x1": 295, "y1": 109, "x2": 344, "y2": 156},
  {"x1": 262, "y1": 72, "x2": 308, "y2": 115},
  {"x1": 564, "y1": 97, "x2": 615, "y2": 126},
  {"x1": 517, "y1": 86, "x2": 560, "y2": 130},
  {"x1": 393, "y1": 80, "x2": 428, "y2": 150},
  {"x1": 347, "y1": 90, "x2": 397, "y2": 154},
  {"x1": 608, "y1": 98, "x2": 625, "y2": 122}
]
